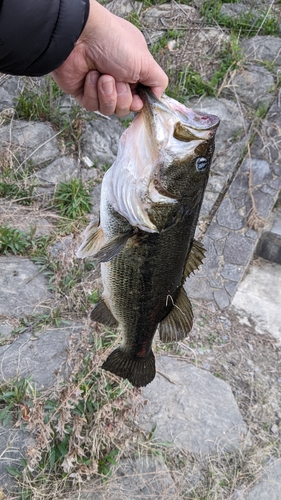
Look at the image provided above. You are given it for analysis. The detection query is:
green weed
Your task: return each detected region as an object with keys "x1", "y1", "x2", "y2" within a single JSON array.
[
  {"x1": 15, "y1": 77, "x2": 64, "y2": 123},
  {"x1": 53, "y1": 179, "x2": 92, "y2": 219},
  {"x1": 0, "y1": 225, "x2": 32, "y2": 255},
  {"x1": 167, "y1": 35, "x2": 242, "y2": 100},
  {"x1": 0, "y1": 377, "x2": 36, "y2": 427},
  {"x1": 201, "y1": 1, "x2": 279, "y2": 37},
  {"x1": 0, "y1": 180, "x2": 34, "y2": 205}
]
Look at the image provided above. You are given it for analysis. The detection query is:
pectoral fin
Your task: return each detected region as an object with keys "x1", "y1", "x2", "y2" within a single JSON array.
[
  {"x1": 184, "y1": 239, "x2": 205, "y2": 279},
  {"x1": 77, "y1": 219, "x2": 104, "y2": 258},
  {"x1": 159, "y1": 287, "x2": 193, "y2": 343},
  {"x1": 90, "y1": 299, "x2": 118, "y2": 328},
  {"x1": 94, "y1": 229, "x2": 135, "y2": 263}
]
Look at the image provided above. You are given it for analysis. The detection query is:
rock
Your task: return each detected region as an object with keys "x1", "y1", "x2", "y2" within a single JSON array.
[
  {"x1": 245, "y1": 460, "x2": 281, "y2": 500},
  {"x1": 137, "y1": 356, "x2": 246, "y2": 454},
  {"x1": 220, "y1": 3, "x2": 249, "y2": 17},
  {"x1": 0, "y1": 257, "x2": 51, "y2": 317},
  {"x1": 223, "y1": 65, "x2": 274, "y2": 110},
  {"x1": 231, "y1": 261, "x2": 281, "y2": 342},
  {"x1": 0, "y1": 426, "x2": 34, "y2": 494},
  {"x1": 0, "y1": 75, "x2": 24, "y2": 112},
  {"x1": 193, "y1": 98, "x2": 248, "y2": 156},
  {"x1": 241, "y1": 36, "x2": 281, "y2": 67},
  {"x1": 66, "y1": 456, "x2": 176, "y2": 500},
  {"x1": 0, "y1": 200, "x2": 54, "y2": 236},
  {"x1": 34, "y1": 156, "x2": 79, "y2": 189},
  {"x1": 0, "y1": 323, "x2": 83, "y2": 388},
  {"x1": 0, "y1": 322, "x2": 13, "y2": 339},
  {"x1": 81, "y1": 117, "x2": 124, "y2": 169},
  {"x1": 90, "y1": 182, "x2": 102, "y2": 216},
  {"x1": 0, "y1": 120, "x2": 60, "y2": 166},
  {"x1": 106, "y1": 0, "x2": 141, "y2": 17}
]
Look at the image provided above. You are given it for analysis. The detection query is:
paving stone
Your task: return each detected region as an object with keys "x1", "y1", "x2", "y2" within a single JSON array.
[
  {"x1": 214, "y1": 238, "x2": 225, "y2": 255},
  {"x1": 137, "y1": 356, "x2": 246, "y2": 454},
  {"x1": 223, "y1": 65, "x2": 274, "y2": 110},
  {"x1": 242, "y1": 158, "x2": 272, "y2": 186},
  {"x1": 245, "y1": 229, "x2": 258, "y2": 240},
  {"x1": 214, "y1": 288, "x2": 230, "y2": 309},
  {"x1": 199, "y1": 236, "x2": 220, "y2": 276},
  {"x1": 252, "y1": 190, "x2": 275, "y2": 219},
  {"x1": 81, "y1": 117, "x2": 124, "y2": 168},
  {"x1": 0, "y1": 120, "x2": 60, "y2": 165},
  {"x1": 221, "y1": 264, "x2": 244, "y2": 282},
  {"x1": 67, "y1": 456, "x2": 176, "y2": 500},
  {"x1": 224, "y1": 233, "x2": 254, "y2": 266},
  {"x1": 0, "y1": 257, "x2": 51, "y2": 317},
  {"x1": 245, "y1": 459, "x2": 281, "y2": 500},
  {"x1": 207, "y1": 222, "x2": 228, "y2": 241},
  {"x1": 217, "y1": 197, "x2": 245, "y2": 230},
  {"x1": 186, "y1": 274, "x2": 214, "y2": 301},
  {"x1": 241, "y1": 36, "x2": 281, "y2": 67},
  {"x1": 0, "y1": 323, "x2": 83, "y2": 388},
  {"x1": 224, "y1": 280, "x2": 238, "y2": 297}
]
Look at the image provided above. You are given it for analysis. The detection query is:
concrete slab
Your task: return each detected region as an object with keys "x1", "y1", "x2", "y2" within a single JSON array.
[{"x1": 231, "y1": 261, "x2": 281, "y2": 342}]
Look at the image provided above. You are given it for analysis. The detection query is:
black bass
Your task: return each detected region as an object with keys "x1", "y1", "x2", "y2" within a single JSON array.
[{"x1": 77, "y1": 86, "x2": 219, "y2": 387}]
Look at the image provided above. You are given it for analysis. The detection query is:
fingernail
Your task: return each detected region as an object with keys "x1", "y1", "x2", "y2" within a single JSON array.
[
  {"x1": 116, "y1": 81, "x2": 128, "y2": 96},
  {"x1": 90, "y1": 72, "x2": 99, "y2": 86},
  {"x1": 101, "y1": 80, "x2": 114, "y2": 94}
]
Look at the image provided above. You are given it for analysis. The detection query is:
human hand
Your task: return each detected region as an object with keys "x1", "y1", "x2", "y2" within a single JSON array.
[{"x1": 51, "y1": 0, "x2": 168, "y2": 117}]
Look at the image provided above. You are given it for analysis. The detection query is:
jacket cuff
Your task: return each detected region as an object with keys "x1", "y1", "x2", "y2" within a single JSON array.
[{"x1": 0, "y1": 0, "x2": 90, "y2": 76}]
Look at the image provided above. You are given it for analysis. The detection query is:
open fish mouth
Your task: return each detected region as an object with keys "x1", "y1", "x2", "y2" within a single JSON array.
[{"x1": 138, "y1": 84, "x2": 220, "y2": 141}]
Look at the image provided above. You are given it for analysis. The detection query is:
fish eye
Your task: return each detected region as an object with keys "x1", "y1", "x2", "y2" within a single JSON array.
[{"x1": 196, "y1": 157, "x2": 208, "y2": 172}]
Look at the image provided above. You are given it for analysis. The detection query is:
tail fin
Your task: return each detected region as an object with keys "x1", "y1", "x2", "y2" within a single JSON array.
[{"x1": 102, "y1": 348, "x2": 155, "y2": 387}]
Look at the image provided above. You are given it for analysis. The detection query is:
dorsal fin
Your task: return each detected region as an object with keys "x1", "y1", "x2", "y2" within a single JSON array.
[
  {"x1": 184, "y1": 239, "x2": 205, "y2": 279},
  {"x1": 159, "y1": 287, "x2": 193, "y2": 343}
]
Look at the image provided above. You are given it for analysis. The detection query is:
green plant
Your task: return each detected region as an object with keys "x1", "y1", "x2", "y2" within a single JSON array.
[
  {"x1": 0, "y1": 225, "x2": 32, "y2": 255},
  {"x1": 0, "y1": 377, "x2": 36, "y2": 426},
  {"x1": 201, "y1": 1, "x2": 279, "y2": 37},
  {"x1": 53, "y1": 179, "x2": 92, "y2": 219},
  {"x1": 0, "y1": 181, "x2": 34, "y2": 205},
  {"x1": 15, "y1": 77, "x2": 64, "y2": 123}
]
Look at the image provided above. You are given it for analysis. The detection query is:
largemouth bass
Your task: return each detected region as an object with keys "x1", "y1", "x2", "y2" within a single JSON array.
[{"x1": 77, "y1": 86, "x2": 219, "y2": 387}]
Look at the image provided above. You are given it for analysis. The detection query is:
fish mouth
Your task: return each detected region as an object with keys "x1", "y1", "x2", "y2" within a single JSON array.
[{"x1": 138, "y1": 85, "x2": 220, "y2": 141}]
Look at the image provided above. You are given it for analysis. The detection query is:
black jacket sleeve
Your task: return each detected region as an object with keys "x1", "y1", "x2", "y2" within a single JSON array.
[{"x1": 0, "y1": 0, "x2": 89, "y2": 76}]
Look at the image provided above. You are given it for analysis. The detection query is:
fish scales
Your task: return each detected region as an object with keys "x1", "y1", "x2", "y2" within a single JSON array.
[{"x1": 77, "y1": 85, "x2": 220, "y2": 387}]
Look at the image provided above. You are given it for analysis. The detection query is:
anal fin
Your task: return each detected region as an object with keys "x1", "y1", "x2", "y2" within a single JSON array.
[
  {"x1": 159, "y1": 287, "x2": 193, "y2": 343},
  {"x1": 90, "y1": 299, "x2": 118, "y2": 328},
  {"x1": 184, "y1": 239, "x2": 206, "y2": 279}
]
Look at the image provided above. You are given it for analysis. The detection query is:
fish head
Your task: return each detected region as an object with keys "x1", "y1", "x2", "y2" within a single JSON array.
[
  {"x1": 139, "y1": 85, "x2": 220, "y2": 210},
  {"x1": 106, "y1": 86, "x2": 220, "y2": 233}
]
